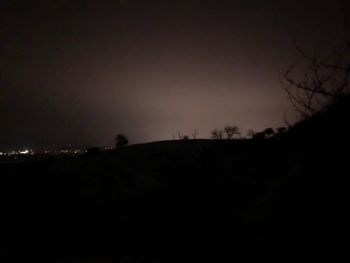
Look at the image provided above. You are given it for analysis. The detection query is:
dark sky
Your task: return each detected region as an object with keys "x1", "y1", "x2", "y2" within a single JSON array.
[{"x1": 0, "y1": 0, "x2": 348, "y2": 148}]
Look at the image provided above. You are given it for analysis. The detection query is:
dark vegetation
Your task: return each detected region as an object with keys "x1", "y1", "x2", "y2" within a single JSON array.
[
  {"x1": 115, "y1": 134, "x2": 129, "y2": 148},
  {"x1": 211, "y1": 125, "x2": 241, "y2": 139},
  {"x1": 281, "y1": 42, "x2": 349, "y2": 117},
  {"x1": 1, "y1": 95, "x2": 349, "y2": 261}
]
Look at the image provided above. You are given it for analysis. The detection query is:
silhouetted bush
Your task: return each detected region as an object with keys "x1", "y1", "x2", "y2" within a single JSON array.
[
  {"x1": 263, "y1": 128, "x2": 275, "y2": 138},
  {"x1": 115, "y1": 134, "x2": 129, "y2": 147},
  {"x1": 211, "y1": 129, "x2": 223, "y2": 139},
  {"x1": 252, "y1": 128, "x2": 275, "y2": 140},
  {"x1": 175, "y1": 132, "x2": 190, "y2": 140}
]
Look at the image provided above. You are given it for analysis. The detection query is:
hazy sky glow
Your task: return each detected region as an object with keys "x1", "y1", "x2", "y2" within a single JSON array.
[{"x1": 0, "y1": 0, "x2": 348, "y2": 148}]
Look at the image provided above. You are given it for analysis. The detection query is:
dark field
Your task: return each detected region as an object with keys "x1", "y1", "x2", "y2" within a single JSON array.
[{"x1": 1, "y1": 137, "x2": 348, "y2": 261}]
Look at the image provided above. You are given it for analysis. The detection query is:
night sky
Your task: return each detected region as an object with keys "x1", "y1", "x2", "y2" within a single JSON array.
[{"x1": 1, "y1": 0, "x2": 348, "y2": 148}]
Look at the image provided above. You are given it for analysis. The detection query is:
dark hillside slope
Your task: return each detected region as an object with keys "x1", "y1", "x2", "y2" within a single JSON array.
[
  {"x1": 1, "y1": 140, "x2": 287, "y2": 255},
  {"x1": 286, "y1": 95, "x2": 350, "y2": 144},
  {"x1": 1, "y1": 98, "x2": 349, "y2": 261}
]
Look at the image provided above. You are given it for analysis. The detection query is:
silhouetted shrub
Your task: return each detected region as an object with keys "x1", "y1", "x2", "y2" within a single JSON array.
[
  {"x1": 263, "y1": 128, "x2": 275, "y2": 138},
  {"x1": 252, "y1": 128, "x2": 275, "y2": 140},
  {"x1": 115, "y1": 134, "x2": 129, "y2": 147},
  {"x1": 175, "y1": 132, "x2": 190, "y2": 140},
  {"x1": 211, "y1": 129, "x2": 223, "y2": 139}
]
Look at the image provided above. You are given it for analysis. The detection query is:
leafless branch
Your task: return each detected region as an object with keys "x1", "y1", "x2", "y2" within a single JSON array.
[{"x1": 282, "y1": 44, "x2": 349, "y2": 117}]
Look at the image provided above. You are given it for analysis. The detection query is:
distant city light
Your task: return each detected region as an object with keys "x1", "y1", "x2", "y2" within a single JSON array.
[{"x1": 0, "y1": 146, "x2": 102, "y2": 159}]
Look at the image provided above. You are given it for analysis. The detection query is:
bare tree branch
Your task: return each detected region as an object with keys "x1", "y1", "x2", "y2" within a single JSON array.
[{"x1": 282, "y1": 44, "x2": 349, "y2": 117}]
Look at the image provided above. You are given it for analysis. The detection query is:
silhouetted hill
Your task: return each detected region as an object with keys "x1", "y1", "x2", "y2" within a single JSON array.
[
  {"x1": 1, "y1": 98, "x2": 349, "y2": 261},
  {"x1": 286, "y1": 95, "x2": 350, "y2": 144}
]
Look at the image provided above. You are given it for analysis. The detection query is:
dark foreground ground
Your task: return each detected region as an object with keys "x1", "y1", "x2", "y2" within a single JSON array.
[
  {"x1": 1, "y1": 99, "x2": 349, "y2": 262},
  {"x1": 1, "y1": 139, "x2": 348, "y2": 261}
]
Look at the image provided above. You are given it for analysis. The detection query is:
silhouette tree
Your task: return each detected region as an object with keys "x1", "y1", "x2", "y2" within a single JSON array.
[
  {"x1": 115, "y1": 134, "x2": 129, "y2": 147},
  {"x1": 224, "y1": 125, "x2": 241, "y2": 139},
  {"x1": 282, "y1": 39, "x2": 349, "y2": 117},
  {"x1": 281, "y1": 2, "x2": 350, "y2": 117},
  {"x1": 263, "y1": 128, "x2": 275, "y2": 138},
  {"x1": 211, "y1": 129, "x2": 223, "y2": 139}
]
